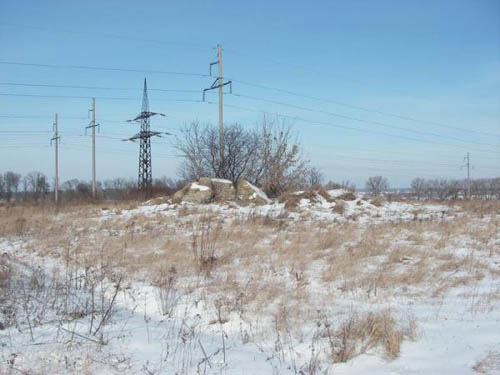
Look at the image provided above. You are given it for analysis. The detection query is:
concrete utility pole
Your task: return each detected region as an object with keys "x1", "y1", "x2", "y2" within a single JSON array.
[
  {"x1": 203, "y1": 44, "x2": 232, "y2": 172},
  {"x1": 217, "y1": 44, "x2": 224, "y2": 163},
  {"x1": 51, "y1": 113, "x2": 60, "y2": 203},
  {"x1": 86, "y1": 98, "x2": 97, "y2": 199}
]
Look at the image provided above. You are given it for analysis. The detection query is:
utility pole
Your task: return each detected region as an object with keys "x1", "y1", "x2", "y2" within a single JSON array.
[
  {"x1": 203, "y1": 44, "x2": 232, "y2": 171},
  {"x1": 86, "y1": 97, "x2": 98, "y2": 199},
  {"x1": 466, "y1": 152, "x2": 471, "y2": 200},
  {"x1": 217, "y1": 45, "x2": 224, "y2": 163},
  {"x1": 51, "y1": 113, "x2": 60, "y2": 203}
]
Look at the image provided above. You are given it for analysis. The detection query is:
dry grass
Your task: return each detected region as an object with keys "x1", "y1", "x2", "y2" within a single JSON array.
[
  {"x1": 322, "y1": 309, "x2": 416, "y2": 363},
  {"x1": 1, "y1": 199, "x2": 498, "y2": 368},
  {"x1": 337, "y1": 191, "x2": 356, "y2": 201},
  {"x1": 370, "y1": 196, "x2": 386, "y2": 207},
  {"x1": 280, "y1": 190, "x2": 318, "y2": 209},
  {"x1": 1, "y1": 200, "x2": 496, "y2": 302},
  {"x1": 317, "y1": 188, "x2": 335, "y2": 202},
  {"x1": 332, "y1": 200, "x2": 346, "y2": 214}
]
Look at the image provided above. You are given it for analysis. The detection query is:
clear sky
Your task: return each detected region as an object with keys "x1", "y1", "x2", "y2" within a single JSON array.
[{"x1": 1, "y1": 0, "x2": 499, "y2": 188}]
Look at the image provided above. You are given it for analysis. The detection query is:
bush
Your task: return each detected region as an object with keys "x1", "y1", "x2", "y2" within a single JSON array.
[{"x1": 323, "y1": 309, "x2": 415, "y2": 363}]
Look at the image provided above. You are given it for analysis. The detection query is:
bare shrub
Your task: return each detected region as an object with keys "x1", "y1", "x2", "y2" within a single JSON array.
[
  {"x1": 249, "y1": 118, "x2": 310, "y2": 197},
  {"x1": 0, "y1": 254, "x2": 14, "y2": 330},
  {"x1": 191, "y1": 219, "x2": 221, "y2": 276},
  {"x1": 154, "y1": 266, "x2": 179, "y2": 317},
  {"x1": 324, "y1": 309, "x2": 414, "y2": 363}
]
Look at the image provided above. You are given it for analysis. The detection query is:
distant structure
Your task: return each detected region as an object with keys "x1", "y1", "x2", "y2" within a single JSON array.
[{"x1": 124, "y1": 78, "x2": 166, "y2": 193}]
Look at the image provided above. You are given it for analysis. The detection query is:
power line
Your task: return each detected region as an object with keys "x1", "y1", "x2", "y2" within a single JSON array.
[
  {"x1": 0, "y1": 61, "x2": 210, "y2": 77},
  {"x1": 222, "y1": 103, "x2": 500, "y2": 155},
  {"x1": 0, "y1": 92, "x2": 206, "y2": 103},
  {"x1": 4, "y1": 60, "x2": 497, "y2": 141},
  {"x1": 0, "y1": 98, "x2": 498, "y2": 156},
  {"x1": 0, "y1": 130, "x2": 51, "y2": 133},
  {"x1": 0, "y1": 114, "x2": 87, "y2": 120},
  {"x1": 230, "y1": 93, "x2": 499, "y2": 148},
  {"x1": 4, "y1": 79, "x2": 498, "y2": 147},
  {"x1": 58, "y1": 143, "x2": 179, "y2": 159},
  {"x1": 228, "y1": 79, "x2": 500, "y2": 139},
  {"x1": 0, "y1": 22, "x2": 212, "y2": 51},
  {"x1": 0, "y1": 81, "x2": 201, "y2": 93}
]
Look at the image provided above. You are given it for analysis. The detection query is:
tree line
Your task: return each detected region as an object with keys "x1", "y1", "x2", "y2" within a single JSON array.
[
  {"x1": 362, "y1": 176, "x2": 500, "y2": 200},
  {"x1": 409, "y1": 177, "x2": 500, "y2": 200},
  {"x1": 0, "y1": 171, "x2": 183, "y2": 202}
]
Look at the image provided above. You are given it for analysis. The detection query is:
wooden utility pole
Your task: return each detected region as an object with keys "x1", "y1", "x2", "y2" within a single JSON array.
[
  {"x1": 51, "y1": 113, "x2": 60, "y2": 203},
  {"x1": 217, "y1": 44, "x2": 224, "y2": 164}
]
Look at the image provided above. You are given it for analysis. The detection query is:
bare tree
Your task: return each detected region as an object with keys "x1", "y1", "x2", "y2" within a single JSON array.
[
  {"x1": 175, "y1": 119, "x2": 309, "y2": 196},
  {"x1": 223, "y1": 125, "x2": 260, "y2": 185},
  {"x1": 248, "y1": 118, "x2": 309, "y2": 197},
  {"x1": 4, "y1": 171, "x2": 21, "y2": 201},
  {"x1": 365, "y1": 176, "x2": 389, "y2": 196},
  {"x1": 175, "y1": 122, "x2": 211, "y2": 181},
  {"x1": 175, "y1": 122, "x2": 259, "y2": 187},
  {"x1": 410, "y1": 178, "x2": 426, "y2": 200},
  {"x1": 25, "y1": 171, "x2": 49, "y2": 201},
  {"x1": 0, "y1": 174, "x2": 4, "y2": 199}
]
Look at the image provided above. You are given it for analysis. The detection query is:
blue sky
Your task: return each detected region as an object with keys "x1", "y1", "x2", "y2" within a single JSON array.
[{"x1": 1, "y1": 0, "x2": 499, "y2": 188}]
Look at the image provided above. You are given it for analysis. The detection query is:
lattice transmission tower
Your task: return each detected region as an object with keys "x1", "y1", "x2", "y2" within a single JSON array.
[{"x1": 124, "y1": 78, "x2": 167, "y2": 193}]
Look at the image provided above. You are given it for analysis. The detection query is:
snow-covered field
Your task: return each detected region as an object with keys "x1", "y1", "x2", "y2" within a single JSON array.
[{"x1": 1, "y1": 191, "x2": 499, "y2": 374}]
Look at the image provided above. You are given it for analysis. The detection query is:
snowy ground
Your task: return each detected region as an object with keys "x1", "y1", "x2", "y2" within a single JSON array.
[{"x1": 1, "y1": 192, "x2": 499, "y2": 374}]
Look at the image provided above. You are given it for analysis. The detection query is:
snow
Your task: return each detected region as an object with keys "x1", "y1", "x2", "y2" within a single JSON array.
[
  {"x1": 190, "y1": 182, "x2": 210, "y2": 191},
  {"x1": 246, "y1": 181, "x2": 271, "y2": 203},
  {"x1": 327, "y1": 188, "x2": 350, "y2": 198},
  {"x1": 210, "y1": 178, "x2": 233, "y2": 184},
  {"x1": 1, "y1": 194, "x2": 498, "y2": 374}
]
